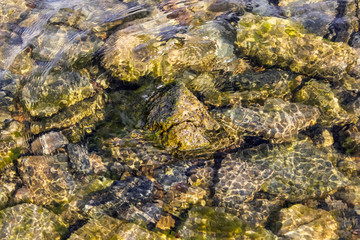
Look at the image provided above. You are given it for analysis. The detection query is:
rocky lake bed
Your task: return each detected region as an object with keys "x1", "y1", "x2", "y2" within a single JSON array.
[{"x1": 0, "y1": 0, "x2": 360, "y2": 239}]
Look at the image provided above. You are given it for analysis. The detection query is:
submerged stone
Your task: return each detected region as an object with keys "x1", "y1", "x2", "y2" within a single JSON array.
[
  {"x1": 67, "y1": 144, "x2": 106, "y2": 175},
  {"x1": 146, "y1": 82, "x2": 237, "y2": 154},
  {"x1": 236, "y1": 14, "x2": 357, "y2": 82},
  {"x1": 294, "y1": 79, "x2": 356, "y2": 125},
  {"x1": 0, "y1": 203, "x2": 67, "y2": 240},
  {"x1": 280, "y1": 0, "x2": 357, "y2": 42},
  {"x1": 179, "y1": 206, "x2": 277, "y2": 239},
  {"x1": 17, "y1": 154, "x2": 76, "y2": 206},
  {"x1": 31, "y1": 131, "x2": 69, "y2": 155},
  {"x1": 106, "y1": 130, "x2": 176, "y2": 171},
  {"x1": 102, "y1": 17, "x2": 239, "y2": 83},
  {"x1": 218, "y1": 98, "x2": 319, "y2": 142},
  {"x1": 30, "y1": 93, "x2": 105, "y2": 135},
  {"x1": 22, "y1": 69, "x2": 95, "y2": 118},
  {"x1": 276, "y1": 204, "x2": 339, "y2": 240},
  {"x1": 83, "y1": 176, "x2": 162, "y2": 225},
  {"x1": 68, "y1": 214, "x2": 170, "y2": 240},
  {"x1": 30, "y1": 25, "x2": 104, "y2": 68},
  {"x1": 215, "y1": 139, "x2": 348, "y2": 210}
]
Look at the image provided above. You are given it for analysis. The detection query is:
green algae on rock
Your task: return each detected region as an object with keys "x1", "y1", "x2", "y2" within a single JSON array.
[
  {"x1": 235, "y1": 14, "x2": 358, "y2": 82},
  {"x1": 30, "y1": 93, "x2": 105, "y2": 135},
  {"x1": 69, "y1": 214, "x2": 170, "y2": 240},
  {"x1": 276, "y1": 204, "x2": 339, "y2": 240},
  {"x1": 102, "y1": 17, "x2": 240, "y2": 83},
  {"x1": 22, "y1": 69, "x2": 96, "y2": 118},
  {"x1": 179, "y1": 206, "x2": 278, "y2": 239},
  {"x1": 294, "y1": 79, "x2": 357, "y2": 125},
  {"x1": 0, "y1": 203, "x2": 67, "y2": 240},
  {"x1": 146, "y1": 82, "x2": 238, "y2": 153}
]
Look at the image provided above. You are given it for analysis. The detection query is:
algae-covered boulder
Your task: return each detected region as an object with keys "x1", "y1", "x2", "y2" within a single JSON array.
[
  {"x1": 236, "y1": 14, "x2": 357, "y2": 81},
  {"x1": 30, "y1": 93, "x2": 105, "y2": 135},
  {"x1": 17, "y1": 154, "x2": 76, "y2": 206},
  {"x1": 69, "y1": 214, "x2": 170, "y2": 240},
  {"x1": 215, "y1": 139, "x2": 348, "y2": 209},
  {"x1": 218, "y1": 98, "x2": 319, "y2": 142},
  {"x1": 102, "y1": 17, "x2": 240, "y2": 83},
  {"x1": 146, "y1": 82, "x2": 237, "y2": 153},
  {"x1": 22, "y1": 69, "x2": 96, "y2": 118},
  {"x1": 294, "y1": 79, "x2": 357, "y2": 125},
  {"x1": 179, "y1": 206, "x2": 277, "y2": 239},
  {"x1": 276, "y1": 204, "x2": 339, "y2": 240},
  {"x1": 0, "y1": 203, "x2": 67, "y2": 240}
]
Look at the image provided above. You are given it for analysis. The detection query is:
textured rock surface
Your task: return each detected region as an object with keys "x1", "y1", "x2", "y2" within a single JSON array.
[
  {"x1": 236, "y1": 14, "x2": 357, "y2": 82},
  {"x1": 218, "y1": 98, "x2": 319, "y2": 142},
  {"x1": 276, "y1": 204, "x2": 339, "y2": 240},
  {"x1": 69, "y1": 214, "x2": 169, "y2": 240},
  {"x1": 83, "y1": 176, "x2": 162, "y2": 225},
  {"x1": 179, "y1": 206, "x2": 277, "y2": 239},
  {"x1": 17, "y1": 155, "x2": 76, "y2": 206},
  {"x1": 31, "y1": 131, "x2": 69, "y2": 155},
  {"x1": 146, "y1": 82, "x2": 237, "y2": 153},
  {"x1": 0, "y1": 204, "x2": 67, "y2": 240},
  {"x1": 215, "y1": 139, "x2": 348, "y2": 210},
  {"x1": 22, "y1": 70, "x2": 95, "y2": 117}
]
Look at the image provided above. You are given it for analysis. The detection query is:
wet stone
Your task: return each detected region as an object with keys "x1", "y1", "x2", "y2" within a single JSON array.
[
  {"x1": 83, "y1": 176, "x2": 162, "y2": 225},
  {"x1": 276, "y1": 204, "x2": 339, "y2": 240},
  {"x1": 146, "y1": 82, "x2": 237, "y2": 154},
  {"x1": 0, "y1": 0, "x2": 30, "y2": 24},
  {"x1": 30, "y1": 93, "x2": 105, "y2": 135},
  {"x1": 0, "y1": 203, "x2": 67, "y2": 240},
  {"x1": 22, "y1": 69, "x2": 95, "y2": 118},
  {"x1": 30, "y1": 25, "x2": 104, "y2": 68},
  {"x1": 102, "y1": 16, "x2": 240, "y2": 83},
  {"x1": 106, "y1": 130, "x2": 176, "y2": 172},
  {"x1": 67, "y1": 144, "x2": 106, "y2": 175},
  {"x1": 179, "y1": 206, "x2": 277, "y2": 239},
  {"x1": 0, "y1": 164, "x2": 20, "y2": 209},
  {"x1": 68, "y1": 214, "x2": 169, "y2": 240},
  {"x1": 294, "y1": 79, "x2": 356, "y2": 125},
  {"x1": 215, "y1": 140, "x2": 348, "y2": 209},
  {"x1": 279, "y1": 0, "x2": 357, "y2": 42},
  {"x1": 236, "y1": 14, "x2": 358, "y2": 83},
  {"x1": 31, "y1": 131, "x2": 69, "y2": 155},
  {"x1": 224, "y1": 69, "x2": 296, "y2": 105},
  {"x1": 17, "y1": 154, "x2": 76, "y2": 206},
  {"x1": 218, "y1": 98, "x2": 319, "y2": 143}
]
